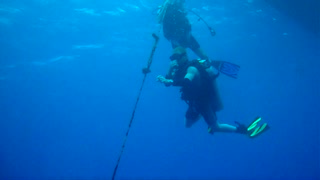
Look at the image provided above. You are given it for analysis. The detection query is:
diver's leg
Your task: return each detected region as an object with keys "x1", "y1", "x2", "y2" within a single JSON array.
[
  {"x1": 194, "y1": 48, "x2": 208, "y2": 60},
  {"x1": 201, "y1": 105, "x2": 236, "y2": 133},
  {"x1": 185, "y1": 105, "x2": 201, "y2": 128},
  {"x1": 216, "y1": 123, "x2": 237, "y2": 132},
  {"x1": 188, "y1": 34, "x2": 208, "y2": 60}
]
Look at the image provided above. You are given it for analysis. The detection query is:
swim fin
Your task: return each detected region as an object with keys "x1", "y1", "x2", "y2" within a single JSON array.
[
  {"x1": 235, "y1": 117, "x2": 270, "y2": 138},
  {"x1": 211, "y1": 60, "x2": 240, "y2": 79}
]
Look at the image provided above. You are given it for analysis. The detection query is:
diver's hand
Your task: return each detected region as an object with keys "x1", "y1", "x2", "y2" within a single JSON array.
[{"x1": 157, "y1": 75, "x2": 173, "y2": 86}]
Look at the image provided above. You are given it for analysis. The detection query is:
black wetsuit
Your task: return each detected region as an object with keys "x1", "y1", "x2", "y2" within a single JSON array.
[
  {"x1": 162, "y1": 3, "x2": 200, "y2": 51},
  {"x1": 172, "y1": 60, "x2": 219, "y2": 120}
]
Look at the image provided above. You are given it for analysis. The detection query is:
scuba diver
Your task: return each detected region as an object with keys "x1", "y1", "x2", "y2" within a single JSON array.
[
  {"x1": 157, "y1": 0, "x2": 210, "y2": 60},
  {"x1": 157, "y1": 0, "x2": 220, "y2": 81},
  {"x1": 157, "y1": 46, "x2": 269, "y2": 137}
]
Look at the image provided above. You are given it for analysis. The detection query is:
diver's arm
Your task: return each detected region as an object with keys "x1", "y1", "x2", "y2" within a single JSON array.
[
  {"x1": 165, "y1": 67, "x2": 174, "y2": 79},
  {"x1": 158, "y1": 66, "x2": 198, "y2": 87},
  {"x1": 165, "y1": 60, "x2": 179, "y2": 79},
  {"x1": 157, "y1": 75, "x2": 174, "y2": 86}
]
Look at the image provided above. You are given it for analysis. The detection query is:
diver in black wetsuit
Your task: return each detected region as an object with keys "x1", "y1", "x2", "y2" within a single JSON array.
[{"x1": 157, "y1": 46, "x2": 270, "y2": 138}]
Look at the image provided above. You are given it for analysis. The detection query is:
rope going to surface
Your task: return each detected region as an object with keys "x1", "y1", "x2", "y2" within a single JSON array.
[{"x1": 111, "y1": 33, "x2": 159, "y2": 180}]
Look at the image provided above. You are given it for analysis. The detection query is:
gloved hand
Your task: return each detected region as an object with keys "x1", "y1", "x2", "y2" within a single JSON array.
[{"x1": 157, "y1": 75, "x2": 173, "y2": 86}]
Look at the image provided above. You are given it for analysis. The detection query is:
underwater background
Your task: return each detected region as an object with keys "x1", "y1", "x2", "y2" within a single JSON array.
[{"x1": 0, "y1": 0, "x2": 319, "y2": 179}]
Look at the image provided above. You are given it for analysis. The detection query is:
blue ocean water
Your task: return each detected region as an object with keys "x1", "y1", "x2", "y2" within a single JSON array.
[{"x1": 0, "y1": 0, "x2": 319, "y2": 180}]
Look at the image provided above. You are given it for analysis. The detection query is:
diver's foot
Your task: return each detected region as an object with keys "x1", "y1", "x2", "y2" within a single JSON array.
[
  {"x1": 235, "y1": 121, "x2": 248, "y2": 134},
  {"x1": 235, "y1": 117, "x2": 270, "y2": 138}
]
